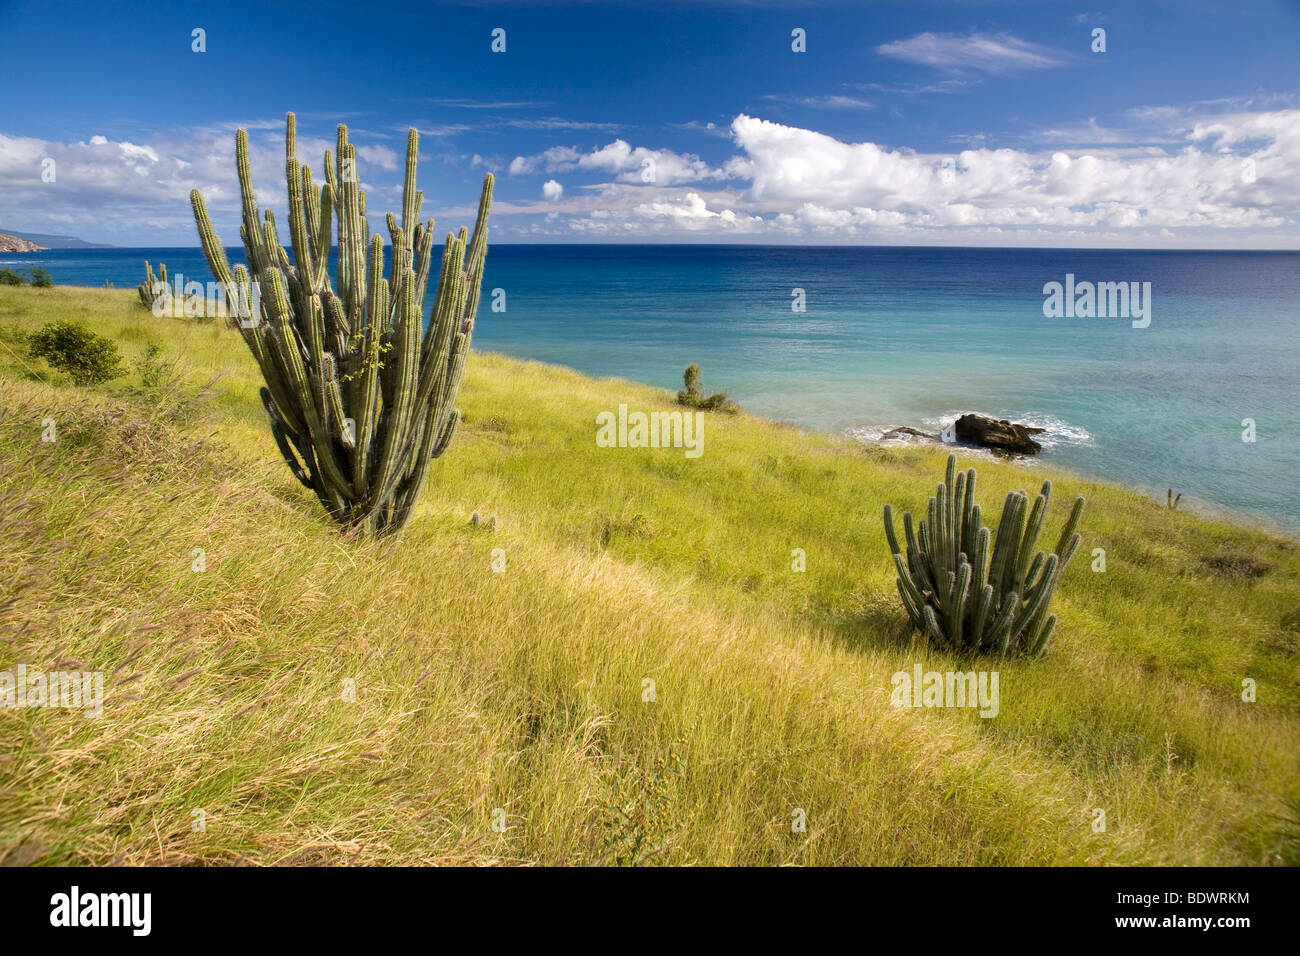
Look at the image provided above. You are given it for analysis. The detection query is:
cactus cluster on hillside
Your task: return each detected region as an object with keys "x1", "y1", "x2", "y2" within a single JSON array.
[
  {"x1": 884, "y1": 454, "x2": 1084, "y2": 658},
  {"x1": 189, "y1": 112, "x2": 493, "y2": 534},
  {"x1": 137, "y1": 260, "x2": 167, "y2": 311},
  {"x1": 676, "y1": 363, "x2": 735, "y2": 412}
]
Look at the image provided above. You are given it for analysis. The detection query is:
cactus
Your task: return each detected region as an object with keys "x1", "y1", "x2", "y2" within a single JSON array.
[
  {"x1": 189, "y1": 112, "x2": 493, "y2": 534},
  {"x1": 137, "y1": 260, "x2": 168, "y2": 311},
  {"x1": 676, "y1": 363, "x2": 735, "y2": 412},
  {"x1": 883, "y1": 454, "x2": 1084, "y2": 658}
]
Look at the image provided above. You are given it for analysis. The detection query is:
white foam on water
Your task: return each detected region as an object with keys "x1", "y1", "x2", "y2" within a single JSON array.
[
  {"x1": 848, "y1": 410, "x2": 1094, "y2": 454},
  {"x1": 846, "y1": 424, "x2": 934, "y2": 446},
  {"x1": 922, "y1": 410, "x2": 1094, "y2": 451}
]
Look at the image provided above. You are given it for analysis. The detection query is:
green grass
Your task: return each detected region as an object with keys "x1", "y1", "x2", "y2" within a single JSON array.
[{"x1": 1, "y1": 284, "x2": 1297, "y2": 865}]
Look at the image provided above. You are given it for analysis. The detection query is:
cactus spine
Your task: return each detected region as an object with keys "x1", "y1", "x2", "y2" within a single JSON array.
[
  {"x1": 883, "y1": 454, "x2": 1084, "y2": 658},
  {"x1": 189, "y1": 113, "x2": 493, "y2": 534}
]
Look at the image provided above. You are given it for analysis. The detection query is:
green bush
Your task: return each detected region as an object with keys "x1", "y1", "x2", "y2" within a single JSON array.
[
  {"x1": 0, "y1": 268, "x2": 24, "y2": 286},
  {"x1": 28, "y1": 321, "x2": 124, "y2": 386},
  {"x1": 29, "y1": 267, "x2": 53, "y2": 288}
]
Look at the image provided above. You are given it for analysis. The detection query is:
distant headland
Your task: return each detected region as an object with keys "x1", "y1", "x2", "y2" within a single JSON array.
[{"x1": 0, "y1": 229, "x2": 113, "y2": 250}]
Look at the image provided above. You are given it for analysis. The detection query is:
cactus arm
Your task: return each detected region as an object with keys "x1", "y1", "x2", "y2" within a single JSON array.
[
  {"x1": 988, "y1": 492, "x2": 1024, "y2": 593},
  {"x1": 1012, "y1": 486, "x2": 1049, "y2": 594},
  {"x1": 1055, "y1": 498, "x2": 1086, "y2": 562},
  {"x1": 921, "y1": 604, "x2": 944, "y2": 644},
  {"x1": 970, "y1": 525, "x2": 990, "y2": 606},
  {"x1": 260, "y1": 387, "x2": 312, "y2": 489},
  {"x1": 458, "y1": 174, "x2": 494, "y2": 331},
  {"x1": 1028, "y1": 614, "x2": 1058, "y2": 657},
  {"x1": 190, "y1": 191, "x2": 234, "y2": 288},
  {"x1": 949, "y1": 560, "x2": 971, "y2": 646},
  {"x1": 235, "y1": 128, "x2": 273, "y2": 277},
  {"x1": 413, "y1": 220, "x2": 436, "y2": 312},
  {"x1": 1012, "y1": 553, "x2": 1059, "y2": 649},
  {"x1": 884, "y1": 504, "x2": 903, "y2": 557},
  {"x1": 371, "y1": 267, "x2": 421, "y2": 511},
  {"x1": 351, "y1": 260, "x2": 386, "y2": 498},
  {"x1": 893, "y1": 553, "x2": 927, "y2": 628},
  {"x1": 386, "y1": 405, "x2": 459, "y2": 533},
  {"x1": 971, "y1": 583, "x2": 995, "y2": 647}
]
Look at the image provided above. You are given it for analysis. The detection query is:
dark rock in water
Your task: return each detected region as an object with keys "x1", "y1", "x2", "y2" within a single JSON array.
[
  {"x1": 954, "y1": 414, "x2": 1044, "y2": 455},
  {"x1": 880, "y1": 426, "x2": 940, "y2": 443}
]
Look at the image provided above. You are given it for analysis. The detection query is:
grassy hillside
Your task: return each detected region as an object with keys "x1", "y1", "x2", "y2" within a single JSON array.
[{"x1": 1, "y1": 284, "x2": 1297, "y2": 866}]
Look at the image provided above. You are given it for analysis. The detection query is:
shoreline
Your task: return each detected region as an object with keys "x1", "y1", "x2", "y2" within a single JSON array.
[
  {"x1": 11, "y1": 280, "x2": 1298, "y2": 540},
  {"x1": 476, "y1": 344, "x2": 1300, "y2": 543}
]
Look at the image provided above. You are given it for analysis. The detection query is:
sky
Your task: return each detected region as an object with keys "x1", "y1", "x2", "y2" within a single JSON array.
[{"x1": 0, "y1": 0, "x2": 1297, "y2": 247}]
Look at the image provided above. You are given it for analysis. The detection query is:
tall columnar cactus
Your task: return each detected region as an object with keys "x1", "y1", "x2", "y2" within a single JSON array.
[
  {"x1": 883, "y1": 454, "x2": 1084, "y2": 658},
  {"x1": 189, "y1": 112, "x2": 493, "y2": 534},
  {"x1": 137, "y1": 260, "x2": 168, "y2": 310}
]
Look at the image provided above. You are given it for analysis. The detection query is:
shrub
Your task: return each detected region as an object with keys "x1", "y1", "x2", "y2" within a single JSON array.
[
  {"x1": 135, "y1": 342, "x2": 168, "y2": 391},
  {"x1": 883, "y1": 454, "x2": 1084, "y2": 658},
  {"x1": 29, "y1": 267, "x2": 53, "y2": 288},
  {"x1": 0, "y1": 268, "x2": 24, "y2": 286},
  {"x1": 28, "y1": 321, "x2": 124, "y2": 386},
  {"x1": 676, "y1": 363, "x2": 737, "y2": 412}
]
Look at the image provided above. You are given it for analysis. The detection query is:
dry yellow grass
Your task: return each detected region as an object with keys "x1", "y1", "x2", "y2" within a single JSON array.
[{"x1": 0, "y1": 285, "x2": 1297, "y2": 865}]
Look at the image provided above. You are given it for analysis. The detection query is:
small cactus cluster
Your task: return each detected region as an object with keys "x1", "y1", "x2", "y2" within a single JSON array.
[
  {"x1": 676, "y1": 363, "x2": 734, "y2": 412},
  {"x1": 137, "y1": 260, "x2": 168, "y2": 311},
  {"x1": 189, "y1": 112, "x2": 493, "y2": 534},
  {"x1": 884, "y1": 454, "x2": 1084, "y2": 658}
]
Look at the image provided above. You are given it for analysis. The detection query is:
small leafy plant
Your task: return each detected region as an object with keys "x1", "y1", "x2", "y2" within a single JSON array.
[
  {"x1": 135, "y1": 342, "x2": 169, "y2": 392},
  {"x1": 883, "y1": 454, "x2": 1084, "y2": 658},
  {"x1": 28, "y1": 321, "x2": 124, "y2": 386},
  {"x1": 29, "y1": 267, "x2": 53, "y2": 288},
  {"x1": 597, "y1": 734, "x2": 693, "y2": 866}
]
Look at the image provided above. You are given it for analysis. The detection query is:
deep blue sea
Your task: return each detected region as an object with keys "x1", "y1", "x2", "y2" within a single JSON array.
[{"x1": 5, "y1": 245, "x2": 1298, "y2": 531}]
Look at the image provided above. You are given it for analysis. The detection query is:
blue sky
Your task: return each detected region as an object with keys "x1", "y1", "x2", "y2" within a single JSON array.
[{"x1": 1, "y1": 0, "x2": 1297, "y2": 246}]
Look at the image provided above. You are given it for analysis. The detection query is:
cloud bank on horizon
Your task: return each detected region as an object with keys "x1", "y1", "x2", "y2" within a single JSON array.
[{"x1": 0, "y1": 0, "x2": 1297, "y2": 248}]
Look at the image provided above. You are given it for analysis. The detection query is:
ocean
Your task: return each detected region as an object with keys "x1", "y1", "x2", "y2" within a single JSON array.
[{"x1": 5, "y1": 244, "x2": 1298, "y2": 531}]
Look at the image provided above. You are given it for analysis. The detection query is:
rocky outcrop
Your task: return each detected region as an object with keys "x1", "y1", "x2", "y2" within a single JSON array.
[
  {"x1": 879, "y1": 426, "x2": 940, "y2": 443},
  {"x1": 0, "y1": 231, "x2": 46, "y2": 253},
  {"x1": 954, "y1": 414, "x2": 1044, "y2": 455}
]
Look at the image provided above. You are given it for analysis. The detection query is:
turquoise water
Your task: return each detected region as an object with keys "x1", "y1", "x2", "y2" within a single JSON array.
[{"x1": 7, "y1": 245, "x2": 1298, "y2": 530}]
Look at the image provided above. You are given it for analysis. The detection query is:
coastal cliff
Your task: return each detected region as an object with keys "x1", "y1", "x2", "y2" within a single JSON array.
[{"x1": 0, "y1": 231, "x2": 46, "y2": 253}]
